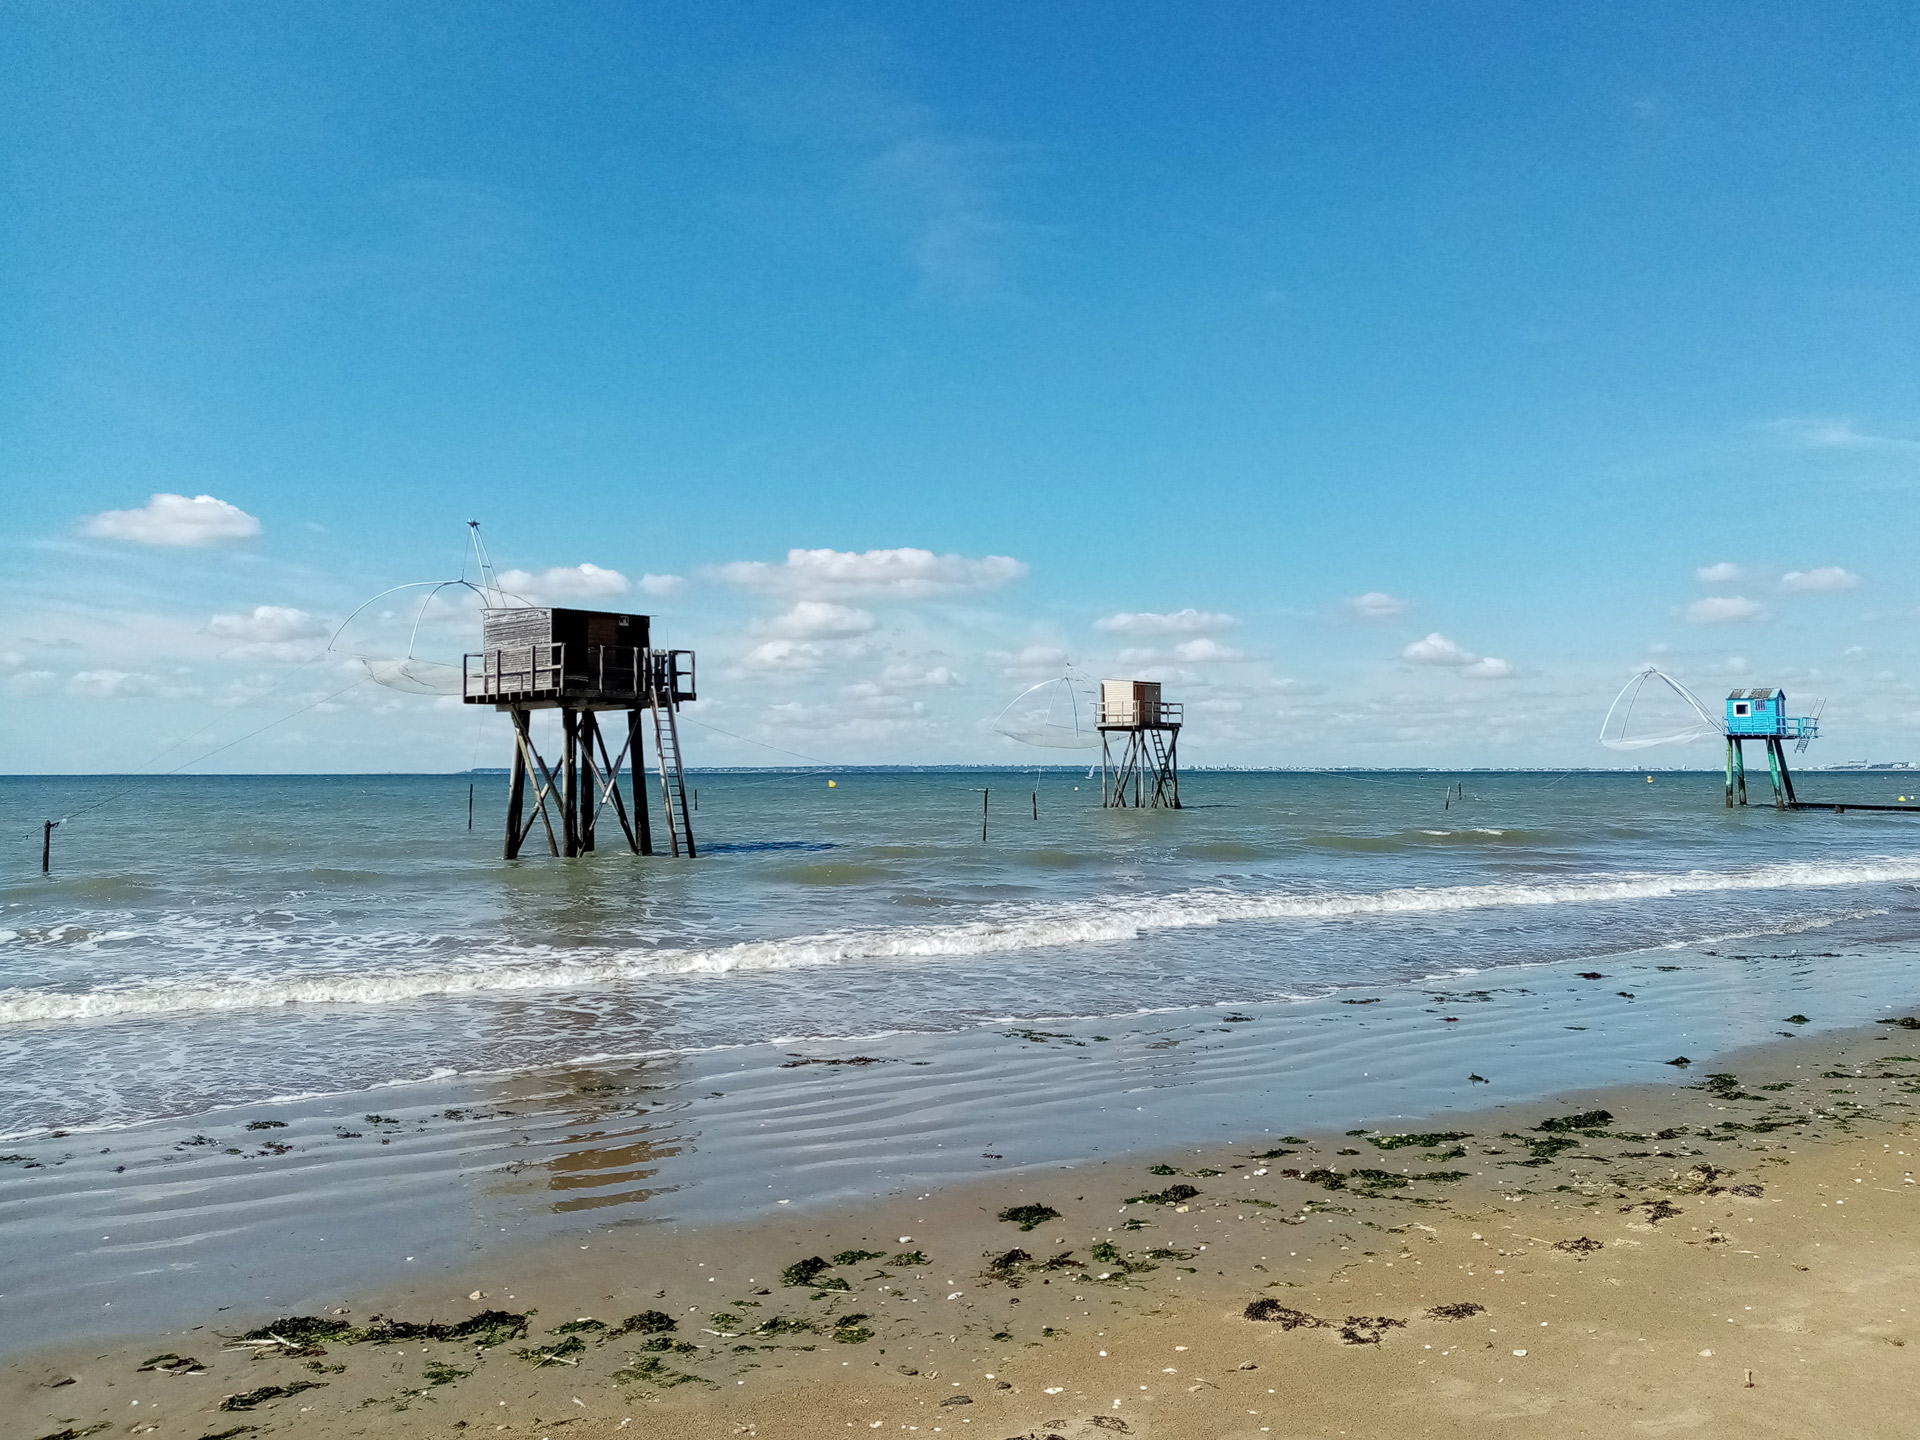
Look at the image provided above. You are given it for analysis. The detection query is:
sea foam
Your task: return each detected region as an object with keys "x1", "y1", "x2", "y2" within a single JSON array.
[{"x1": 3, "y1": 853, "x2": 1918, "y2": 1026}]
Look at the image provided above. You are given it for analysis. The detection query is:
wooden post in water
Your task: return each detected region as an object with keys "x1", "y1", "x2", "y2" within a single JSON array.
[
  {"x1": 504, "y1": 712, "x2": 528, "y2": 858},
  {"x1": 468, "y1": 783, "x2": 474, "y2": 830},
  {"x1": 1032, "y1": 790, "x2": 1037, "y2": 820},
  {"x1": 41, "y1": 820, "x2": 54, "y2": 874},
  {"x1": 982, "y1": 788, "x2": 989, "y2": 843}
]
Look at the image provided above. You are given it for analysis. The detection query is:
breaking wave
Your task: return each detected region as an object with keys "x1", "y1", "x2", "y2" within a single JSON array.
[{"x1": 4, "y1": 854, "x2": 1919, "y2": 1027}]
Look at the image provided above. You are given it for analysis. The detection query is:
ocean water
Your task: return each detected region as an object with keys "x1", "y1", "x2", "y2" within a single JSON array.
[{"x1": 5, "y1": 767, "x2": 1920, "y2": 1141}]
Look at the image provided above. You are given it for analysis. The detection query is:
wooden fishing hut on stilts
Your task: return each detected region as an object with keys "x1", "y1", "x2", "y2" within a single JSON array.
[
  {"x1": 1097, "y1": 679, "x2": 1183, "y2": 808},
  {"x1": 1723, "y1": 688, "x2": 1817, "y2": 810},
  {"x1": 464, "y1": 607, "x2": 698, "y2": 859}
]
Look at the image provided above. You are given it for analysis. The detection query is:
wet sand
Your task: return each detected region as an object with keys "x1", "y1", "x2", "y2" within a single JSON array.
[{"x1": 12, "y1": 1019, "x2": 1920, "y2": 1439}]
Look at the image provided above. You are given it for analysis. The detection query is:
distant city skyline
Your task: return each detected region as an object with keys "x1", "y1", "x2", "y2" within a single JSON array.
[{"x1": 3, "y1": 3, "x2": 1916, "y2": 772}]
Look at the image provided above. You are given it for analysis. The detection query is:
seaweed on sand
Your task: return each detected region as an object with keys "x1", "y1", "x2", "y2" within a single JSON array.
[
  {"x1": 755, "y1": 1316, "x2": 816, "y2": 1336},
  {"x1": 832, "y1": 1313, "x2": 874, "y2": 1343},
  {"x1": 239, "y1": 1316, "x2": 359, "y2": 1346},
  {"x1": 220, "y1": 1382, "x2": 327, "y2": 1412},
  {"x1": 1551, "y1": 1236, "x2": 1604, "y2": 1255},
  {"x1": 782, "y1": 1256, "x2": 850, "y2": 1290},
  {"x1": 363, "y1": 1311, "x2": 529, "y2": 1347},
  {"x1": 1336, "y1": 1315, "x2": 1405, "y2": 1345},
  {"x1": 514, "y1": 1335, "x2": 586, "y2": 1367},
  {"x1": 832, "y1": 1249, "x2": 886, "y2": 1265},
  {"x1": 1425, "y1": 1302, "x2": 1485, "y2": 1320},
  {"x1": 887, "y1": 1250, "x2": 929, "y2": 1266},
  {"x1": 613, "y1": 1355, "x2": 713, "y2": 1388},
  {"x1": 1621, "y1": 1198, "x2": 1684, "y2": 1224},
  {"x1": 608, "y1": 1309, "x2": 677, "y2": 1337},
  {"x1": 780, "y1": 1056, "x2": 896, "y2": 1068},
  {"x1": 997, "y1": 1203, "x2": 1063, "y2": 1230},
  {"x1": 1123, "y1": 1184, "x2": 1200, "y2": 1206},
  {"x1": 1243, "y1": 1299, "x2": 1320, "y2": 1328},
  {"x1": 1535, "y1": 1110, "x2": 1614, "y2": 1133},
  {"x1": 1367, "y1": 1132, "x2": 1472, "y2": 1150}
]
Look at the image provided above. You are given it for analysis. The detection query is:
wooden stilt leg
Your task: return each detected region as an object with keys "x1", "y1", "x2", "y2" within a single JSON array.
[
  {"x1": 578, "y1": 711, "x2": 599, "y2": 853},
  {"x1": 1735, "y1": 739, "x2": 1748, "y2": 806},
  {"x1": 505, "y1": 710, "x2": 527, "y2": 859},
  {"x1": 631, "y1": 709, "x2": 654, "y2": 856},
  {"x1": 1767, "y1": 737, "x2": 1788, "y2": 810},
  {"x1": 1725, "y1": 736, "x2": 1735, "y2": 808},
  {"x1": 1779, "y1": 741, "x2": 1799, "y2": 806},
  {"x1": 561, "y1": 709, "x2": 581, "y2": 857}
]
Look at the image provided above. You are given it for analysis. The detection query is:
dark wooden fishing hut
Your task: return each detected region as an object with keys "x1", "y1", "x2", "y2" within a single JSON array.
[
  {"x1": 1097, "y1": 679, "x2": 1183, "y2": 808},
  {"x1": 464, "y1": 607, "x2": 698, "y2": 858}
]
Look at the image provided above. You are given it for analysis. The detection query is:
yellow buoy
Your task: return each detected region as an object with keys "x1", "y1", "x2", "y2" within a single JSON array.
[
  {"x1": 828, "y1": 779, "x2": 836, "y2": 788},
  {"x1": 1647, "y1": 776, "x2": 1654, "y2": 783}
]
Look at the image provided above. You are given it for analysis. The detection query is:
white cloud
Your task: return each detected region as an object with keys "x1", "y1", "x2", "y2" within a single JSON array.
[
  {"x1": 1711, "y1": 655, "x2": 1752, "y2": 676},
  {"x1": 710, "y1": 547, "x2": 1027, "y2": 599},
  {"x1": 1459, "y1": 657, "x2": 1517, "y2": 680},
  {"x1": 208, "y1": 605, "x2": 327, "y2": 643},
  {"x1": 1766, "y1": 417, "x2": 1920, "y2": 453},
  {"x1": 1, "y1": 669, "x2": 55, "y2": 696},
  {"x1": 1094, "y1": 608, "x2": 1239, "y2": 635},
  {"x1": 1781, "y1": 566, "x2": 1860, "y2": 592},
  {"x1": 1695, "y1": 561, "x2": 1743, "y2": 584},
  {"x1": 1172, "y1": 637, "x2": 1247, "y2": 663},
  {"x1": 993, "y1": 644, "x2": 1070, "y2": 674},
  {"x1": 740, "y1": 639, "x2": 827, "y2": 672},
  {"x1": 639, "y1": 573, "x2": 686, "y2": 597},
  {"x1": 762, "y1": 601, "x2": 878, "y2": 639},
  {"x1": 65, "y1": 669, "x2": 199, "y2": 700},
  {"x1": 1343, "y1": 591, "x2": 1410, "y2": 619},
  {"x1": 881, "y1": 662, "x2": 964, "y2": 687},
  {"x1": 82, "y1": 493, "x2": 261, "y2": 547},
  {"x1": 1686, "y1": 595, "x2": 1769, "y2": 624},
  {"x1": 497, "y1": 563, "x2": 631, "y2": 602},
  {"x1": 1401, "y1": 632, "x2": 1478, "y2": 666}
]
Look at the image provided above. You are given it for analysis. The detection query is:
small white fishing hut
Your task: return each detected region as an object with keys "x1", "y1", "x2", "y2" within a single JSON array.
[{"x1": 1096, "y1": 679, "x2": 1183, "y2": 808}]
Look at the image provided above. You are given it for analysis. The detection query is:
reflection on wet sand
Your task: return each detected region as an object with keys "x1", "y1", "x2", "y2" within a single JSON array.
[{"x1": 478, "y1": 1061, "x2": 690, "y2": 1215}]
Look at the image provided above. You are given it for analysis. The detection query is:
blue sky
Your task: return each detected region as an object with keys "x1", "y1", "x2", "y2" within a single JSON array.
[{"x1": 3, "y1": 1, "x2": 1917, "y2": 772}]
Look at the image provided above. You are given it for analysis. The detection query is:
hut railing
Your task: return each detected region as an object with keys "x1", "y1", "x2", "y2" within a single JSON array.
[
  {"x1": 1095, "y1": 700, "x2": 1183, "y2": 728},
  {"x1": 465, "y1": 645, "x2": 666, "y2": 701}
]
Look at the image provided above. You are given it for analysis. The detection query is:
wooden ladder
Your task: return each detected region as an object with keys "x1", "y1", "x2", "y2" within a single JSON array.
[{"x1": 648, "y1": 667, "x2": 698, "y2": 857}]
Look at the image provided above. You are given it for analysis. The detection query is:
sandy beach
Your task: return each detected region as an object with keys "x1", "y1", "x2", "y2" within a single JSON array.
[{"x1": 13, "y1": 1016, "x2": 1920, "y2": 1440}]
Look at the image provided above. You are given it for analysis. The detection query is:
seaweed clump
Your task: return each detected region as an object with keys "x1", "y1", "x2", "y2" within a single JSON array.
[
  {"x1": 1243, "y1": 1299, "x2": 1320, "y2": 1328},
  {"x1": 781, "y1": 1256, "x2": 850, "y2": 1290},
  {"x1": 1535, "y1": 1109, "x2": 1613, "y2": 1133},
  {"x1": 1367, "y1": 1131, "x2": 1471, "y2": 1151},
  {"x1": 515, "y1": 1335, "x2": 587, "y2": 1367},
  {"x1": 220, "y1": 1382, "x2": 326, "y2": 1412},
  {"x1": 1124, "y1": 1183, "x2": 1200, "y2": 1206},
  {"x1": 832, "y1": 1313, "x2": 874, "y2": 1343},
  {"x1": 608, "y1": 1309, "x2": 677, "y2": 1337},
  {"x1": 1552, "y1": 1236, "x2": 1603, "y2": 1255},
  {"x1": 1425, "y1": 1302, "x2": 1486, "y2": 1320},
  {"x1": 239, "y1": 1316, "x2": 359, "y2": 1346},
  {"x1": 997, "y1": 1203, "x2": 1063, "y2": 1230}
]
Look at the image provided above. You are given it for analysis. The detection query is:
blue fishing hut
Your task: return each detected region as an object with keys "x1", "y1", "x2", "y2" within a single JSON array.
[{"x1": 1723, "y1": 688, "x2": 1819, "y2": 808}]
